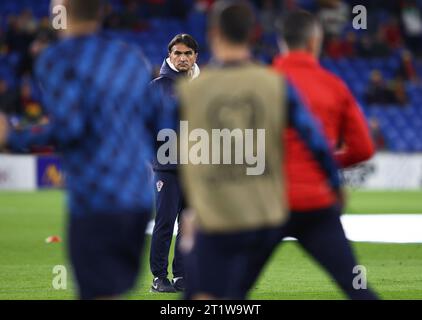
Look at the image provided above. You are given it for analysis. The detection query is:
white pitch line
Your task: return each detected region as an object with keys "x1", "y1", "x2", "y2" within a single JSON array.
[
  {"x1": 340, "y1": 214, "x2": 422, "y2": 243},
  {"x1": 146, "y1": 214, "x2": 422, "y2": 244}
]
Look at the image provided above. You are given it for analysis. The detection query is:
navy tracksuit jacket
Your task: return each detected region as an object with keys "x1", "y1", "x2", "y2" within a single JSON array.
[{"x1": 149, "y1": 59, "x2": 187, "y2": 279}]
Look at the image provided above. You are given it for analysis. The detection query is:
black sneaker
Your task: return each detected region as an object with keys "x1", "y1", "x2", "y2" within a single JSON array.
[
  {"x1": 150, "y1": 277, "x2": 177, "y2": 293},
  {"x1": 172, "y1": 277, "x2": 185, "y2": 292}
]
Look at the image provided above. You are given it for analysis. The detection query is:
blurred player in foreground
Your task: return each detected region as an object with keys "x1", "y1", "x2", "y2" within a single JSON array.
[
  {"x1": 0, "y1": 0, "x2": 169, "y2": 299},
  {"x1": 149, "y1": 34, "x2": 200, "y2": 293},
  {"x1": 271, "y1": 10, "x2": 378, "y2": 299},
  {"x1": 177, "y1": 0, "x2": 342, "y2": 300}
]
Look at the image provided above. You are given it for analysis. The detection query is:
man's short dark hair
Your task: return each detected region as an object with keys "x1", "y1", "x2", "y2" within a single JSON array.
[
  {"x1": 67, "y1": 0, "x2": 102, "y2": 22},
  {"x1": 277, "y1": 10, "x2": 321, "y2": 49},
  {"x1": 209, "y1": 0, "x2": 255, "y2": 45},
  {"x1": 168, "y1": 34, "x2": 199, "y2": 53}
]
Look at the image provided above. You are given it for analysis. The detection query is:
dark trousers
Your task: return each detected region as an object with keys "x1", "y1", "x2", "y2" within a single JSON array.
[
  {"x1": 284, "y1": 206, "x2": 378, "y2": 299},
  {"x1": 240, "y1": 205, "x2": 378, "y2": 300},
  {"x1": 150, "y1": 170, "x2": 185, "y2": 279},
  {"x1": 69, "y1": 211, "x2": 151, "y2": 300},
  {"x1": 184, "y1": 225, "x2": 282, "y2": 300}
]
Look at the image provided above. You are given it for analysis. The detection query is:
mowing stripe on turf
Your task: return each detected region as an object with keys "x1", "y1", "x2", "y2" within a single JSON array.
[{"x1": 146, "y1": 214, "x2": 422, "y2": 244}]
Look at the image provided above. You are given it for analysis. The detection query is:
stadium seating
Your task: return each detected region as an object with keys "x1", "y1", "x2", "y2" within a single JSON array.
[
  {"x1": 321, "y1": 57, "x2": 422, "y2": 152},
  {"x1": 0, "y1": 0, "x2": 421, "y2": 152}
]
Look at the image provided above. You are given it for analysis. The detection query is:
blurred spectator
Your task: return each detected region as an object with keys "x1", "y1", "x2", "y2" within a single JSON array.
[
  {"x1": 357, "y1": 34, "x2": 375, "y2": 58},
  {"x1": 30, "y1": 33, "x2": 52, "y2": 60},
  {"x1": 145, "y1": 0, "x2": 168, "y2": 17},
  {"x1": 19, "y1": 33, "x2": 54, "y2": 78},
  {"x1": 370, "y1": 28, "x2": 392, "y2": 57},
  {"x1": 0, "y1": 27, "x2": 7, "y2": 54},
  {"x1": 397, "y1": 50, "x2": 420, "y2": 83},
  {"x1": 357, "y1": 30, "x2": 392, "y2": 58},
  {"x1": 18, "y1": 81, "x2": 42, "y2": 123},
  {"x1": 5, "y1": 15, "x2": 33, "y2": 54},
  {"x1": 347, "y1": 0, "x2": 400, "y2": 16},
  {"x1": 390, "y1": 78, "x2": 408, "y2": 106},
  {"x1": 36, "y1": 17, "x2": 56, "y2": 41},
  {"x1": 120, "y1": 0, "x2": 148, "y2": 31},
  {"x1": 317, "y1": 0, "x2": 349, "y2": 39},
  {"x1": 0, "y1": 78, "x2": 19, "y2": 115},
  {"x1": 382, "y1": 17, "x2": 403, "y2": 49},
  {"x1": 365, "y1": 70, "x2": 396, "y2": 105},
  {"x1": 368, "y1": 118, "x2": 386, "y2": 151},
  {"x1": 193, "y1": 0, "x2": 215, "y2": 11},
  {"x1": 28, "y1": 116, "x2": 55, "y2": 155},
  {"x1": 325, "y1": 31, "x2": 356, "y2": 59},
  {"x1": 259, "y1": 0, "x2": 278, "y2": 35},
  {"x1": 342, "y1": 31, "x2": 357, "y2": 57},
  {"x1": 325, "y1": 35, "x2": 345, "y2": 59},
  {"x1": 18, "y1": 9, "x2": 38, "y2": 34},
  {"x1": 152, "y1": 65, "x2": 161, "y2": 79},
  {"x1": 169, "y1": 0, "x2": 195, "y2": 19},
  {"x1": 400, "y1": 0, "x2": 422, "y2": 56},
  {"x1": 280, "y1": 0, "x2": 310, "y2": 11},
  {"x1": 103, "y1": 3, "x2": 122, "y2": 29},
  {"x1": 5, "y1": 11, "x2": 41, "y2": 76}
]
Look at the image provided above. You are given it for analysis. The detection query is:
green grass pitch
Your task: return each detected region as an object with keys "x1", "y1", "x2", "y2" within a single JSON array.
[{"x1": 0, "y1": 190, "x2": 421, "y2": 300}]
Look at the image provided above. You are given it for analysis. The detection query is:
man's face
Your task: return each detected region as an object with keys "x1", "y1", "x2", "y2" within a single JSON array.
[{"x1": 169, "y1": 43, "x2": 197, "y2": 72}]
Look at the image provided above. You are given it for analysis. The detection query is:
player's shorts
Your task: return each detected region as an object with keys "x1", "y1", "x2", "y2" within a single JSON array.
[
  {"x1": 68, "y1": 211, "x2": 151, "y2": 300},
  {"x1": 184, "y1": 225, "x2": 281, "y2": 299}
]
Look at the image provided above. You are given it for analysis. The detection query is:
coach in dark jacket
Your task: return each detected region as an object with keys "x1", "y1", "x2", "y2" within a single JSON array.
[{"x1": 149, "y1": 34, "x2": 200, "y2": 293}]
